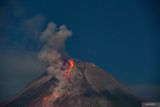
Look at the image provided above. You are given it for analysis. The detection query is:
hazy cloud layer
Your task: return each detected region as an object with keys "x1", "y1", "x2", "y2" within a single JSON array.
[
  {"x1": 129, "y1": 84, "x2": 160, "y2": 101},
  {"x1": 22, "y1": 15, "x2": 45, "y2": 37},
  {"x1": 0, "y1": 49, "x2": 45, "y2": 101},
  {"x1": 0, "y1": 1, "x2": 46, "y2": 101}
]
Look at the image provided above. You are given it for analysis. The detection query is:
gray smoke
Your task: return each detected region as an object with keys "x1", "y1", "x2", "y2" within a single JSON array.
[
  {"x1": 38, "y1": 22, "x2": 72, "y2": 100},
  {"x1": 39, "y1": 22, "x2": 72, "y2": 71},
  {"x1": 40, "y1": 22, "x2": 72, "y2": 52}
]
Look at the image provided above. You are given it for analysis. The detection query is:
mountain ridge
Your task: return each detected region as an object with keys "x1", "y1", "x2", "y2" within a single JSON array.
[{"x1": 1, "y1": 60, "x2": 142, "y2": 107}]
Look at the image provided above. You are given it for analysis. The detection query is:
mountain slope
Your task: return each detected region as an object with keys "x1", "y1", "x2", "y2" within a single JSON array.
[{"x1": 2, "y1": 61, "x2": 142, "y2": 107}]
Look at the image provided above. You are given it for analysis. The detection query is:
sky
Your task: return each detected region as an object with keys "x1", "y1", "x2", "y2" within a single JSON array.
[{"x1": 0, "y1": 0, "x2": 160, "y2": 101}]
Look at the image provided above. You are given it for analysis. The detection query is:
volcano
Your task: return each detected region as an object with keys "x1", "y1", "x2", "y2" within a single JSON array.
[{"x1": 1, "y1": 60, "x2": 142, "y2": 107}]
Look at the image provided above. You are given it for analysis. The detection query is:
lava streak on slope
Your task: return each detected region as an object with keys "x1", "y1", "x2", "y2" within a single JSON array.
[
  {"x1": 42, "y1": 59, "x2": 75, "y2": 107},
  {"x1": 42, "y1": 92, "x2": 60, "y2": 107},
  {"x1": 42, "y1": 96, "x2": 51, "y2": 107},
  {"x1": 65, "y1": 59, "x2": 75, "y2": 79}
]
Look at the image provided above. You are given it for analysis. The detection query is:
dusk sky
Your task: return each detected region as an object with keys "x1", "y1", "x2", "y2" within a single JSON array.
[{"x1": 0, "y1": 0, "x2": 160, "y2": 101}]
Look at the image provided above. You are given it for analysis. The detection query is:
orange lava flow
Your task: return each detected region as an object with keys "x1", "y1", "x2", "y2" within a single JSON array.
[
  {"x1": 42, "y1": 92, "x2": 59, "y2": 107},
  {"x1": 42, "y1": 96, "x2": 50, "y2": 107},
  {"x1": 42, "y1": 59, "x2": 74, "y2": 106},
  {"x1": 52, "y1": 92, "x2": 60, "y2": 101},
  {"x1": 43, "y1": 96, "x2": 50, "y2": 101},
  {"x1": 65, "y1": 59, "x2": 74, "y2": 79}
]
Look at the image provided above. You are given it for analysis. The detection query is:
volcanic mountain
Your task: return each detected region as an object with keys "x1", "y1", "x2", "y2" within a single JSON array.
[{"x1": 1, "y1": 60, "x2": 142, "y2": 107}]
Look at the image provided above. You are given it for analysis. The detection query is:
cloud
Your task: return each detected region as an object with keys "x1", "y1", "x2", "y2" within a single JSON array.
[
  {"x1": 0, "y1": 49, "x2": 46, "y2": 101},
  {"x1": 128, "y1": 84, "x2": 160, "y2": 101},
  {"x1": 0, "y1": 0, "x2": 47, "y2": 102},
  {"x1": 22, "y1": 15, "x2": 46, "y2": 38},
  {"x1": 1, "y1": 50, "x2": 45, "y2": 73}
]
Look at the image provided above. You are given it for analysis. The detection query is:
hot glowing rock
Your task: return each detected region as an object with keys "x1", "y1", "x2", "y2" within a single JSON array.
[{"x1": 65, "y1": 59, "x2": 74, "y2": 79}]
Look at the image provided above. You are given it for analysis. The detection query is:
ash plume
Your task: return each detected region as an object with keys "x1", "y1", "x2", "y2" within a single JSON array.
[
  {"x1": 38, "y1": 22, "x2": 72, "y2": 99},
  {"x1": 39, "y1": 22, "x2": 72, "y2": 72}
]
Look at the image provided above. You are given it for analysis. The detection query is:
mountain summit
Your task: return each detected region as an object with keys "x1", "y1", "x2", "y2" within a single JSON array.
[
  {"x1": 0, "y1": 21, "x2": 144, "y2": 107},
  {"x1": 2, "y1": 60, "x2": 142, "y2": 107}
]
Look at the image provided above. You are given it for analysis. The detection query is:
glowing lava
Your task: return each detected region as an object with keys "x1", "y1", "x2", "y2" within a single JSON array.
[
  {"x1": 52, "y1": 92, "x2": 60, "y2": 101},
  {"x1": 43, "y1": 96, "x2": 50, "y2": 101},
  {"x1": 42, "y1": 59, "x2": 75, "y2": 106},
  {"x1": 42, "y1": 93, "x2": 59, "y2": 107},
  {"x1": 65, "y1": 59, "x2": 75, "y2": 79},
  {"x1": 42, "y1": 96, "x2": 50, "y2": 107}
]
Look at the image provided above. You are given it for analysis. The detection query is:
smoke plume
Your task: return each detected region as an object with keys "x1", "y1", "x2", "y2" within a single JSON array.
[
  {"x1": 39, "y1": 22, "x2": 72, "y2": 72},
  {"x1": 38, "y1": 22, "x2": 72, "y2": 100}
]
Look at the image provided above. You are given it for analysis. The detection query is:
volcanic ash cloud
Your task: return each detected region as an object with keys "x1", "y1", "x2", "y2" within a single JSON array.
[
  {"x1": 39, "y1": 22, "x2": 72, "y2": 74},
  {"x1": 38, "y1": 22, "x2": 72, "y2": 100}
]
